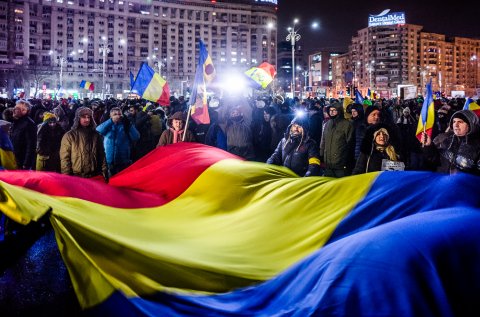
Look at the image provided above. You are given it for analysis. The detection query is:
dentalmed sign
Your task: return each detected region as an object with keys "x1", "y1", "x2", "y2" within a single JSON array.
[{"x1": 368, "y1": 9, "x2": 406, "y2": 27}]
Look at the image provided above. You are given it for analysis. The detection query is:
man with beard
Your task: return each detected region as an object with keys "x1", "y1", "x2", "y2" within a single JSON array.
[
  {"x1": 60, "y1": 107, "x2": 108, "y2": 181},
  {"x1": 267, "y1": 115, "x2": 321, "y2": 177}
]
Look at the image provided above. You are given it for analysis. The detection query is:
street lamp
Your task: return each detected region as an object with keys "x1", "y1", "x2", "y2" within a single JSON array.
[
  {"x1": 49, "y1": 50, "x2": 66, "y2": 90},
  {"x1": 366, "y1": 60, "x2": 375, "y2": 89},
  {"x1": 99, "y1": 36, "x2": 111, "y2": 99},
  {"x1": 286, "y1": 18, "x2": 318, "y2": 97}
]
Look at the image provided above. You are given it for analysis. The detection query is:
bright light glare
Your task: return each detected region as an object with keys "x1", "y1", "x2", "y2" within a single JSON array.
[
  {"x1": 311, "y1": 21, "x2": 319, "y2": 29},
  {"x1": 294, "y1": 18, "x2": 299, "y2": 24},
  {"x1": 295, "y1": 109, "x2": 306, "y2": 118},
  {"x1": 221, "y1": 73, "x2": 247, "y2": 94}
]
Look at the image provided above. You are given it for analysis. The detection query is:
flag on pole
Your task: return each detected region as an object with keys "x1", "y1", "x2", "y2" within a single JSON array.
[
  {"x1": 355, "y1": 89, "x2": 364, "y2": 104},
  {"x1": 79, "y1": 80, "x2": 95, "y2": 91},
  {"x1": 190, "y1": 40, "x2": 215, "y2": 124},
  {"x1": 131, "y1": 62, "x2": 170, "y2": 106},
  {"x1": 244, "y1": 62, "x2": 276, "y2": 89},
  {"x1": 415, "y1": 79, "x2": 435, "y2": 141}
]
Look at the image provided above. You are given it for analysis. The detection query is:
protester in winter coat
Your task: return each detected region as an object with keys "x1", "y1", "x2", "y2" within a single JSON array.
[
  {"x1": 97, "y1": 107, "x2": 140, "y2": 176},
  {"x1": 420, "y1": 109, "x2": 480, "y2": 175},
  {"x1": 225, "y1": 107, "x2": 255, "y2": 160},
  {"x1": 36, "y1": 112, "x2": 65, "y2": 172},
  {"x1": 320, "y1": 102, "x2": 355, "y2": 177},
  {"x1": 267, "y1": 115, "x2": 321, "y2": 177},
  {"x1": 10, "y1": 100, "x2": 37, "y2": 170},
  {"x1": 157, "y1": 111, "x2": 195, "y2": 146},
  {"x1": 352, "y1": 123, "x2": 403, "y2": 174},
  {"x1": 60, "y1": 107, "x2": 108, "y2": 180},
  {"x1": 347, "y1": 103, "x2": 366, "y2": 161},
  {"x1": 396, "y1": 107, "x2": 423, "y2": 170}
]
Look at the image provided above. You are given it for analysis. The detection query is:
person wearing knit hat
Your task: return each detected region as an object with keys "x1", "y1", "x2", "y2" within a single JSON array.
[
  {"x1": 364, "y1": 105, "x2": 381, "y2": 126},
  {"x1": 36, "y1": 112, "x2": 64, "y2": 172},
  {"x1": 42, "y1": 112, "x2": 57, "y2": 123},
  {"x1": 267, "y1": 114, "x2": 321, "y2": 177},
  {"x1": 352, "y1": 123, "x2": 404, "y2": 174},
  {"x1": 60, "y1": 106, "x2": 108, "y2": 181},
  {"x1": 421, "y1": 109, "x2": 480, "y2": 175}
]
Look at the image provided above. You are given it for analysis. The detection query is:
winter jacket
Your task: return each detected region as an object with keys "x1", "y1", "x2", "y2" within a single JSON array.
[
  {"x1": 423, "y1": 110, "x2": 480, "y2": 175},
  {"x1": 36, "y1": 121, "x2": 65, "y2": 172},
  {"x1": 60, "y1": 109, "x2": 107, "y2": 178},
  {"x1": 10, "y1": 115, "x2": 37, "y2": 169},
  {"x1": 96, "y1": 118, "x2": 140, "y2": 165},
  {"x1": 226, "y1": 118, "x2": 255, "y2": 160},
  {"x1": 320, "y1": 103, "x2": 355, "y2": 171},
  {"x1": 157, "y1": 128, "x2": 195, "y2": 146}
]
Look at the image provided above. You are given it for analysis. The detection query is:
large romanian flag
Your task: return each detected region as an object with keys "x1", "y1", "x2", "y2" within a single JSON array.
[
  {"x1": 1, "y1": 143, "x2": 480, "y2": 316},
  {"x1": 132, "y1": 62, "x2": 170, "y2": 106}
]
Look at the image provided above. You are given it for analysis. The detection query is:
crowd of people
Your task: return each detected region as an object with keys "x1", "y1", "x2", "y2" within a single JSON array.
[{"x1": 1, "y1": 93, "x2": 480, "y2": 182}]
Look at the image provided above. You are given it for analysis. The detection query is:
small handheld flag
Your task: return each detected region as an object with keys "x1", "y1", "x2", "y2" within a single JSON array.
[
  {"x1": 355, "y1": 89, "x2": 364, "y2": 104},
  {"x1": 463, "y1": 97, "x2": 480, "y2": 117},
  {"x1": 416, "y1": 79, "x2": 435, "y2": 142}
]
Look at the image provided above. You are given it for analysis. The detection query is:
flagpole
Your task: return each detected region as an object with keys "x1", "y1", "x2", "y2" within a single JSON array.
[{"x1": 183, "y1": 104, "x2": 192, "y2": 142}]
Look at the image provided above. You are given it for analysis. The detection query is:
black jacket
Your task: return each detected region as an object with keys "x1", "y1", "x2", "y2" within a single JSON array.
[{"x1": 10, "y1": 115, "x2": 37, "y2": 169}]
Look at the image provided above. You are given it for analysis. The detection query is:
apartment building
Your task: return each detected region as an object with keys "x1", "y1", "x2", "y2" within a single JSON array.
[
  {"x1": 331, "y1": 23, "x2": 480, "y2": 98},
  {"x1": 0, "y1": 0, "x2": 277, "y2": 98}
]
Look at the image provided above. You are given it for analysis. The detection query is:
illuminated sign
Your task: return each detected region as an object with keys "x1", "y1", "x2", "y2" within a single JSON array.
[
  {"x1": 368, "y1": 9, "x2": 405, "y2": 27},
  {"x1": 255, "y1": 0, "x2": 278, "y2": 4}
]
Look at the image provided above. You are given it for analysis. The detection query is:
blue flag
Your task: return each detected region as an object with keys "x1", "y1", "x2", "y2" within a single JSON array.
[{"x1": 355, "y1": 89, "x2": 364, "y2": 104}]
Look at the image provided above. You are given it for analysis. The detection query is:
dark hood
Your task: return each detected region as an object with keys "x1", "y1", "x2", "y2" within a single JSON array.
[{"x1": 449, "y1": 110, "x2": 479, "y2": 136}]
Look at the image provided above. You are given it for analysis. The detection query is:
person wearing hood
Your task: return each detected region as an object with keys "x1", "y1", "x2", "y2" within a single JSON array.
[
  {"x1": 420, "y1": 109, "x2": 480, "y2": 175},
  {"x1": 267, "y1": 115, "x2": 321, "y2": 177},
  {"x1": 320, "y1": 102, "x2": 355, "y2": 177},
  {"x1": 157, "y1": 111, "x2": 195, "y2": 146},
  {"x1": 60, "y1": 107, "x2": 108, "y2": 181},
  {"x1": 347, "y1": 103, "x2": 366, "y2": 160},
  {"x1": 352, "y1": 124, "x2": 403, "y2": 174}
]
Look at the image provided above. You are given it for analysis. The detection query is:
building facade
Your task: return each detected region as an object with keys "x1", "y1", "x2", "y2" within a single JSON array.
[
  {"x1": 0, "y1": 0, "x2": 277, "y2": 98},
  {"x1": 331, "y1": 23, "x2": 480, "y2": 99}
]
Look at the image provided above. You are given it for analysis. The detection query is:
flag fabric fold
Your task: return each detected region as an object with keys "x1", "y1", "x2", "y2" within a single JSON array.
[
  {"x1": 1, "y1": 143, "x2": 480, "y2": 316},
  {"x1": 189, "y1": 40, "x2": 215, "y2": 124},
  {"x1": 79, "y1": 80, "x2": 94, "y2": 91},
  {"x1": 244, "y1": 62, "x2": 276, "y2": 89},
  {"x1": 131, "y1": 63, "x2": 170, "y2": 106},
  {"x1": 415, "y1": 79, "x2": 435, "y2": 141}
]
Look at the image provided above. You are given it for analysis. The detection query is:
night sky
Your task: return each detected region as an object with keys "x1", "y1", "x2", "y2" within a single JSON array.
[{"x1": 277, "y1": 0, "x2": 479, "y2": 54}]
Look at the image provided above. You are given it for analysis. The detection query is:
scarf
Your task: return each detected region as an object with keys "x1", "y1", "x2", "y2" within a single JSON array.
[{"x1": 170, "y1": 128, "x2": 184, "y2": 144}]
